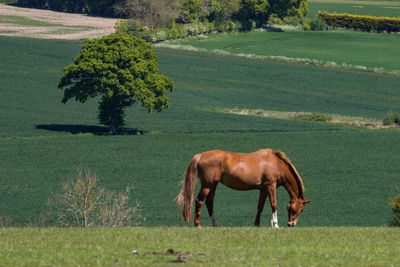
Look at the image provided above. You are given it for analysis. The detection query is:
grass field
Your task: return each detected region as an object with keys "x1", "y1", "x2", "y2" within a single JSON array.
[
  {"x1": 308, "y1": 0, "x2": 400, "y2": 18},
  {"x1": 1, "y1": 227, "x2": 399, "y2": 265},
  {"x1": 1, "y1": 36, "x2": 400, "y2": 228},
  {"x1": 175, "y1": 30, "x2": 400, "y2": 74}
]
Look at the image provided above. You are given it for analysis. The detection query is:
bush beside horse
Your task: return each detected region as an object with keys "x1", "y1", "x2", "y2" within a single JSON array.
[{"x1": 176, "y1": 149, "x2": 311, "y2": 227}]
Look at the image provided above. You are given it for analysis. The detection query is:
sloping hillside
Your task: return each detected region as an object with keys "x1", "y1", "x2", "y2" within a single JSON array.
[{"x1": 0, "y1": 4, "x2": 117, "y2": 39}]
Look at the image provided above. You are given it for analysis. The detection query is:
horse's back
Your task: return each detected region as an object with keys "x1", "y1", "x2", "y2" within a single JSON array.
[{"x1": 196, "y1": 149, "x2": 282, "y2": 190}]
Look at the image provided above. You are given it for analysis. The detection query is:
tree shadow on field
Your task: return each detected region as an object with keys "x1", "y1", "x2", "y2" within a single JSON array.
[{"x1": 36, "y1": 124, "x2": 146, "y2": 135}]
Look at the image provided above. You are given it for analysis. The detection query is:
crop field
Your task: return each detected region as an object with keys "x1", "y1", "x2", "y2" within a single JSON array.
[
  {"x1": 1, "y1": 34, "x2": 400, "y2": 229},
  {"x1": 308, "y1": 0, "x2": 400, "y2": 18},
  {"x1": 173, "y1": 30, "x2": 400, "y2": 74},
  {"x1": 1, "y1": 227, "x2": 400, "y2": 265}
]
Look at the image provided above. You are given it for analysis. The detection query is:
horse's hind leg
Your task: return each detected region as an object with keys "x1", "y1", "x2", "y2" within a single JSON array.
[
  {"x1": 254, "y1": 189, "x2": 267, "y2": 226},
  {"x1": 194, "y1": 187, "x2": 210, "y2": 228},
  {"x1": 205, "y1": 182, "x2": 218, "y2": 226}
]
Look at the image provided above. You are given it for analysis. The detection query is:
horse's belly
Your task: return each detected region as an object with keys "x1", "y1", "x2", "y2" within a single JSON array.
[{"x1": 220, "y1": 174, "x2": 261, "y2": 190}]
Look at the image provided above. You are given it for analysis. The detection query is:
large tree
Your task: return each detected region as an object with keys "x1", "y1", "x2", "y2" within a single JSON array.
[
  {"x1": 58, "y1": 34, "x2": 174, "y2": 133},
  {"x1": 234, "y1": 0, "x2": 270, "y2": 30}
]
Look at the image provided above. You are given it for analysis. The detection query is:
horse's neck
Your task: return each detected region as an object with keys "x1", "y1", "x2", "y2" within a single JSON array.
[{"x1": 282, "y1": 172, "x2": 301, "y2": 201}]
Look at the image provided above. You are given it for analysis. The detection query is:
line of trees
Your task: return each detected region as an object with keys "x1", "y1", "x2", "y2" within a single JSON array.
[{"x1": 15, "y1": 0, "x2": 308, "y2": 30}]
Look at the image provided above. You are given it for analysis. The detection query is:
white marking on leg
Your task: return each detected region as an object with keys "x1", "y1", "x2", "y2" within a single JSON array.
[
  {"x1": 271, "y1": 211, "x2": 279, "y2": 228},
  {"x1": 210, "y1": 214, "x2": 218, "y2": 226}
]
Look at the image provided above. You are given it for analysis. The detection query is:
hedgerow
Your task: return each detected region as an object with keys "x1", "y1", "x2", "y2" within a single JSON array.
[
  {"x1": 115, "y1": 20, "x2": 239, "y2": 43},
  {"x1": 317, "y1": 11, "x2": 400, "y2": 33}
]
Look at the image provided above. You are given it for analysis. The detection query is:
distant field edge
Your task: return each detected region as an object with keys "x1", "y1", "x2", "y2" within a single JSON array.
[
  {"x1": 1, "y1": 227, "x2": 399, "y2": 266},
  {"x1": 155, "y1": 43, "x2": 400, "y2": 77},
  {"x1": 208, "y1": 107, "x2": 400, "y2": 129},
  {"x1": 308, "y1": 0, "x2": 400, "y2": 6}
]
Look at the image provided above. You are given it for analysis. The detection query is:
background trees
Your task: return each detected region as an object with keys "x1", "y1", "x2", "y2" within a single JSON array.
[
  {"x1": 114, "y1": 0, "x2": 181, "y2": 29},
  {"x1": 235, "y1": 0, "x2": 269, "y2": 30},
  {"x1": 14, "y1": 0, "x2": 308, "y2": 29},
  {"x1": 58, "y1": 34, "x2": 174, "y2": 132}
]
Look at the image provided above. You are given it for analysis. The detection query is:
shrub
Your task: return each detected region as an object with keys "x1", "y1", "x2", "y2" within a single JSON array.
[
  {"x1": 215, "y1": 20, "x2": 240, "y2": 32},
  {"x1": 166, "y1": 21, "x2": 187, "y2": 39},
  {"x1": 47, "y1": 168, "x2": 143, "y2": 227},
  {"x1": 303, "y1": 23, "x2": 311, "y2": 30},
  {"x1": 99, "y1": 185, "x2": 143, "y2": 227},
  {"x1": 318, "y1": 11, "x2": 400, "y2": 33},
  {"x1": 295, "y1": 112, "x2": 333, "y2": 122},
  {"x1": 114, "y1": 20, "x2": 154, "y2": 42},
  {"x1": 389, "y1": 189, "x2": 400, "y2": 226},
  {"x1": 116, "y1": 19, "x2": 241, "y2": 42},
  {"x1": 310, "y1": 16, "x2": 326, "y2": 31},
  {"x1": 383, "y1": 112, "x2": 400, "y2": 126},
  {"x1": 283, "y1": 16, "x2": 302, "y2": 26},
  {"x1": 268, "y1": 14, "x2": 283, "y2": 25}
]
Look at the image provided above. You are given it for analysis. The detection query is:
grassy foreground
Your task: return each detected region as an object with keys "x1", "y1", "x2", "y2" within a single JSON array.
[{"x1": 1, "y1": 227, "x2": 399, "y2": 266}]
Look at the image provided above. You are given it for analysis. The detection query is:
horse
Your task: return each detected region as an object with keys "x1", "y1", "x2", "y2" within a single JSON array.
[{"x1": 176, "y1": 149, "x2": 311, "y2": 228}]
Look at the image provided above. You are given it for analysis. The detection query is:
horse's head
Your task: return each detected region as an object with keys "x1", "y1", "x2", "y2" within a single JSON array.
[{"x1": 287, "y1": 198, "x2": 311, "y2": 227}]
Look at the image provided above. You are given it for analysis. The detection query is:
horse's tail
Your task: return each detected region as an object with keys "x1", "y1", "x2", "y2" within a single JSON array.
[
  {"x1": 176, "y1": 153, "x2": 202, "y2": 222},
  {"x1": 273, "y1": 150, "x2": 305, "y2": 199}
]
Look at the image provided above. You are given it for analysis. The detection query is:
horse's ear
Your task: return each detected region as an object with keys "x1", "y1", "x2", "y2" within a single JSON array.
[{"x1": 303, "y1": 199, "x2": 311, "y2": 204}]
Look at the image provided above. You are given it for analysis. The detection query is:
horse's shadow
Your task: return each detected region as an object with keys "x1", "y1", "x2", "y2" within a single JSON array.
[{"x1": 36, "y1": 124, "x2": 146, "y2": 135}]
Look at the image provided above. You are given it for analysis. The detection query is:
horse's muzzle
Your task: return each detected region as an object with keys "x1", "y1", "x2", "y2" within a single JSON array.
[{"x1": 288, "y1": 221, "x2": 296, "y2": 227}]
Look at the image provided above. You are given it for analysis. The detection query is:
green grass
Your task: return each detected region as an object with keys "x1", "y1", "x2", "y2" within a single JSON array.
[
  {"x1": 1, "y1": 36, "x2": 400, "y2": 227},
  {"x1": 1, "y1": 227, "x2": 399, "y2": 265},
  {"x1": 176, "y1": 30, "x2": 400, "y2": 74},
  {"x1": 309, "y1": 0, "x2": 400, "y2": 18}
]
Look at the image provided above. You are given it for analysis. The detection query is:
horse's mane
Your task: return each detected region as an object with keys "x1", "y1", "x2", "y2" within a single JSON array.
[{"x1": 273, "y1": 150, "x2": 305, "y2": 199}]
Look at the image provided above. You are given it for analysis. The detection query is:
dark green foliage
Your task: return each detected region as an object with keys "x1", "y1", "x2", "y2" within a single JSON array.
[
  {"x1": 16, "y1": 0, "x2": 120, "y2": 16},
  {"x1": 389, "y1": 189, "x2": 400, "y2": 226},
  {"x1": 269, "y1": 0, "x2": 308, "y2": 19},
  {"x1": 234, "y1": 0, "x2": 308, "y2": 30},
  {"x1": 15, "y1": 0, "x2": 46, "y2": 8},
  {"x1": 179, "y1": 0, "x2": 203, "y2": 23},
  {"x1": 205, "y1": 0, "x2": 241, "y2": 23},
  {"x1": 58, "y1": 34, "x2": 174, "y2": 130},
  {"x1": 383, "y1": 112, "x2": 400, "y2": 126},
  {"x1": 235, "y1": 0, "x2": 270, "y2": 30}
]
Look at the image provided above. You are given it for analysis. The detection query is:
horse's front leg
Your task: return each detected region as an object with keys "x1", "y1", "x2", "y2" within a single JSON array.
[
  {"x1": 254, "y1": 189, "x2": 267, "y2": 226},
  {"x1": 267, "y1": 184, "x2": 279, "y2": 228}
]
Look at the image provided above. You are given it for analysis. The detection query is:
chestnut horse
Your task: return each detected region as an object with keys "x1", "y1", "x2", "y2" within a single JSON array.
[{"x1": 176, "y1": 149, "x2": 311, "y2": 228}]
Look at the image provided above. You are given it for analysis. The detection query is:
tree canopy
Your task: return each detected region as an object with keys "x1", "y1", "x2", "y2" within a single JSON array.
[
  {"x1": 58, "y1": 34, "x2": 174, "y2": 132},
  {"x1": 16, "y1": 0, "x2": 309, "y2": 30}
]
